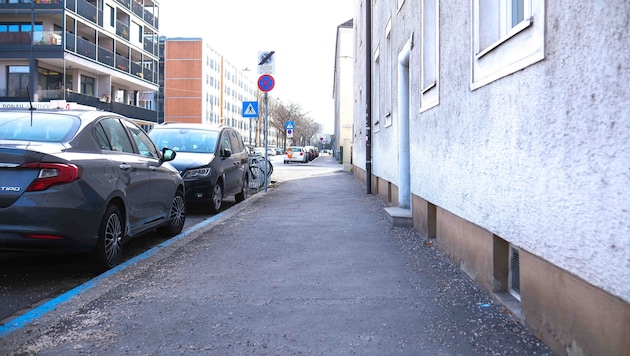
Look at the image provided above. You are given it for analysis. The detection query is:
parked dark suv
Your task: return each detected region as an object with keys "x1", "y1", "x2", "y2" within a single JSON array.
[{"x1": 148, "y1": 123, "x2": 249, "y2": 213}]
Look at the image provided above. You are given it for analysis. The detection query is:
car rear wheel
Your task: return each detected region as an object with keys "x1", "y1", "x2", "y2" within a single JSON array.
[
  {"x1": 158, "y1": 190, "x2": 186, "y2": 237},
  {"x1": 209, "y1": 182, "x2": 223, "y2": 213},
  {"x1": 235, "y1": 174, "x2": 248, "y2": 203},
  {"x1": 89, "y1": 204, "x2": 123, "y2": 272}
]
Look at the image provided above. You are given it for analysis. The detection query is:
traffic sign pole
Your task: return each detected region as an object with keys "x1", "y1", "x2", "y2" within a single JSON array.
[
  {"x1": 256, "y1": 74, "x2": 274, "y2": 192},
  {"x1": 264, "y1": 92, "x2": 269, "y2": 192}
]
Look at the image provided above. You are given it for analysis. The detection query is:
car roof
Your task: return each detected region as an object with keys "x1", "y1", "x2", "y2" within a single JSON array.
[{"x1": 152, "y1": 122, "x2": 228, "y2": 131}]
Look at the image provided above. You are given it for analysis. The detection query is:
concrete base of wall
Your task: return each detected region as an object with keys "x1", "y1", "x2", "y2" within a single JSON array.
[
  {"x1": 354, "y1": 167, "x2": 630, "y2": 356},
  {"x1": 384, "y1": 207, "x2": 413, "y2": 227}
]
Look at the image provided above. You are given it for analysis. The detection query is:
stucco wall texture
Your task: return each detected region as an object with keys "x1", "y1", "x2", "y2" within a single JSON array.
[{"x1": 354, "y1": 1, "x2": 629, "y2": 303}]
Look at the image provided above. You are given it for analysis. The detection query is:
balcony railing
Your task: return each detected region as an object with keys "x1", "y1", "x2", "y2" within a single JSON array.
[
  {"x1": 0, "y1": 0, "x2": 62, "y2": 7},
  {"x1": 76, "y1": 36, "x2": 96, "y2": 60},
  {"x1": 0, "y1": 30, "x2": 62, "y2": 47},
  {"x1": 115, "y1": 53, "x2": 129, "y2": 72},
  {"x1": 97, "y1": 47, "x2": 114, "y2": 67},
  {"x1": 115, "y1": 0, "x2": 130, "y2": 10},
  {"x1": 76, "y1": 0, "x2": 97, "y2": 24},
  {"x1": 116, "y1": 20, "x2": 129, "y2": 41}
]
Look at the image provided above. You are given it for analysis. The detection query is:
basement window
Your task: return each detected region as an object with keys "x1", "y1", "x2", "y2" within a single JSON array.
[{"x1": 509, "y1": 245, "x2": 521, "y2": 301}]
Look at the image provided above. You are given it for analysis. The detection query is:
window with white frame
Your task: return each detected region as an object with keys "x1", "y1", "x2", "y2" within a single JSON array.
[
  {"x1": 384, "y1": 17, "x2": 392, "y2": 127},
  {"x1": 471, "y1": 0, "x2": 544, "y2": 89},
  {"x1": 131, "y1": 21, "x2": 142, "y2": 46},
  {"x1": 106, "y1": 5, "x2": 115, "y2": 28},
  {"x1": 373, "y1": 45, "x2": 380, "y2": 133},
  {"x1": 421, "y1": 0, "x2": 439, "y2": 111}
]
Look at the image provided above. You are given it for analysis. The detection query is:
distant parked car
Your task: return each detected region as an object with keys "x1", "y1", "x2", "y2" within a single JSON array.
[
  {"x1": 0, "y1": 109, "x2": 186, "y2": 272},
  {"x1": 284, "y1": 146, "x2": 308, "y2": 163},
  {"x1": 274, "y1": 147, "x2": 283, "y2": 155},
  {"x1": 303, "y1": 145, "x2": 316, "y2": 161},
  {"x1": 148, "y1": 123, "x2": 249, "y2": 213},
  {"x1": 252, "y1": 147, "x2": 265, "y2": 156}
]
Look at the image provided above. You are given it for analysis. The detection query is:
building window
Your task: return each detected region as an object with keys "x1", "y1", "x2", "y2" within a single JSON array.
[
  {"x1": 80, "y1": 75, "x2": 95, "y2": 96},
  {"x1": 384, "y1": 17, "x2": 392, "y2": 127},
  {"x1": 421, "y1": 0, "x2": 439, "y2": 111},
  {"x1": 106, "y1": 4, "x2": 115, "y2": 27},
  {"x1": 373, "y1": 45, "x2": 380, "y2": 133},
  {"x1": 7, "y1": 66, "x2": 29, "y2": 97},
  {"x1": 509, "y1": 245, "x2": 521, "y2": 301},
  {"x1": 471, "y1": 0, "x2": 544, "y2": 89}
]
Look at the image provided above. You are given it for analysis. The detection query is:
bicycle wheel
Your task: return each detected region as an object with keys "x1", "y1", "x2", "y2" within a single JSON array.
[{"x1": 266, "y1": 159, "x2": 273, "y2": 176}]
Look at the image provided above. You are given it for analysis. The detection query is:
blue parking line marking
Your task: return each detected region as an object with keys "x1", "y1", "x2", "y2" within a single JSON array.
[{"x1": 0, "y1": 213, "x2": 224, "y2": 338}]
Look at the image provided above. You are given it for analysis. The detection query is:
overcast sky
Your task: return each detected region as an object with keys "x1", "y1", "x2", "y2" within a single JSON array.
[{"x1": 158, "y1": 0, "x2": 354, "y2": 133}]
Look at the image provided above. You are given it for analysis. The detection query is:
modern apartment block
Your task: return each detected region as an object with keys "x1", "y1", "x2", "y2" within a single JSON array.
[
  {"x1": 160, "y1": 37, "x2": 267, "y2": 146},
  {"x1": 0, "y1": 0, "x2": 160, "y2": 121},
  {"x1": 351, "y1": 1, "x2": 629, "y2": 355}
]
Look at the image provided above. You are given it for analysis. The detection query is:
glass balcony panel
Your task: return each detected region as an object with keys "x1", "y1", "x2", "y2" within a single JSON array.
[
  {"x1": 131, "y1": 61, "x2": 143, "y2": 78},
  {"x1": 32, "y1": 30, "x2": 62, "y2": 46},
  {"x1": 115, "y1": 0, "x2": 130, "y2": 10},
  {"x1": 132, "y1": 0, "x2": 143, "y2": 18},
  {"x1": 65, "y1": 32, "x2": 76, "y2": 51},
  {"x1": 116, "y1": 20, "x2": 129, "y2": 41},
  {"x1": 115, "y1": 54, "x2": 129, "y2": 72},
  {"x1": 98, "y1": 47, "x2": 114, "y2": 67},
  {"x1": 65, "y1": 0, "x2": 76, "y2": 12},
  {"x1": 143, "y1": 9, "x2": 155, "y2": 27},
  {"x1": 76, "y1": 37, "x2": 96, "y2": 60},
  {"x1": 76, "y1": 0, "x2": 97, "y2": 24}
]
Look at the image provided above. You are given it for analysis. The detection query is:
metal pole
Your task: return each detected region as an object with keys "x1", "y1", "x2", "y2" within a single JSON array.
[
  {"x1": 264, "y1": 91, "x2": 269, "y2": 192},
  {"x1": 365, "y1": 0, "x2": 372, "y2": 194}
]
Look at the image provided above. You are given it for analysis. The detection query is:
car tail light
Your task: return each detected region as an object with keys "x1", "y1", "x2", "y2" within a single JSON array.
[
  {"x1": 24, "y1": 234, "x2": 64, "y2": 240},
  {"x1": 21, "y1": 163, "x2": 81, "y2": 192}
]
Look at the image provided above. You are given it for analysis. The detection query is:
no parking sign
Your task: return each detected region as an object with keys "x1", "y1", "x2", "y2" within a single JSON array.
[{"x1": 258, "y1": 74, "x2": 275, "y2": 92}]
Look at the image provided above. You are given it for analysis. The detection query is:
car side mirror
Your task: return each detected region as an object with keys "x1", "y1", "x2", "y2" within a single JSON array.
[
  {"x1": 161, "y1": 147, "x2": 176, "y2": 161},
  {"x1": 221, "y1": 148, "x2": 232, "y2": 158}
]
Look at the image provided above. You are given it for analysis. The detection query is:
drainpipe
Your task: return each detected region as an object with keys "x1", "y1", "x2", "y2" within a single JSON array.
[{"x1": 365, "y1": 0, "x2": 372, "y2": 194}]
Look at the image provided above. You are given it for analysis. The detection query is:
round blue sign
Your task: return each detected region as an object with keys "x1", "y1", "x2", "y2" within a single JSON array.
[{"x1": 258, "y1": 74, "x2": 275, "y2": 92}]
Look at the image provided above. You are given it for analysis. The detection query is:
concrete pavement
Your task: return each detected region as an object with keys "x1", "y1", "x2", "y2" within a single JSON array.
[{"x1": 0, "y1": 156, "x2": 552, "y2": 355}]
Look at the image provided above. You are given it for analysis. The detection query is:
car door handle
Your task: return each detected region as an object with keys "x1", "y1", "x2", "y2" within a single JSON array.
[{"x1": 119, "y1": 164, "x2": 131, "y2": 170}]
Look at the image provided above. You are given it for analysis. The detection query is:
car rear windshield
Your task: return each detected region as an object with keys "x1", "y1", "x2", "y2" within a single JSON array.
[
  {"x1": 149, "y1": 128, "x2": 219, "y2": 153},
  {"x1": 0, "y1": 112, "x2": 80, "y2": 142}
]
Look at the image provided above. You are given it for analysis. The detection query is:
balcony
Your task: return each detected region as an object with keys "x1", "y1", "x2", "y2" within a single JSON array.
[
  {"x1": 0, "y1": 30, "x2": 62, "y2": 47},
  {"x1": 0, "y1": 0, "x2": 62, "y2": 8}
]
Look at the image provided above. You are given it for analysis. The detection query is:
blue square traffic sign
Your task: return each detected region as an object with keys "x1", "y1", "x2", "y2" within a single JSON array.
[{"x1": 242, "y1": 102, "x2": 258, "y2": 118}]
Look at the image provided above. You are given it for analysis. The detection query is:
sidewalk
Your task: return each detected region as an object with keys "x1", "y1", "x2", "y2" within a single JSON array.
[{"x1": 0, "y1": 161, "x2": 552, "y2": 355}]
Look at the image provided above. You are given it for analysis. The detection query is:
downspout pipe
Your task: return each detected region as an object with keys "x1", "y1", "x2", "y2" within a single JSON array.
[{"x1": 365, "y1": 0, "x2": 372, "y2": 194}]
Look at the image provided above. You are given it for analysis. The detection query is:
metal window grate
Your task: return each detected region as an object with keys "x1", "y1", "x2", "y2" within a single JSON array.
[{"x1": 510, "y1": 247, "x2": 521, "y2": 300}]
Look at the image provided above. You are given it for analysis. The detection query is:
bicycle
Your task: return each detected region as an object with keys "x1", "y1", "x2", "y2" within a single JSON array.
[{"x1": 248, "y1": 154, "x2": 273, "y2": 188}]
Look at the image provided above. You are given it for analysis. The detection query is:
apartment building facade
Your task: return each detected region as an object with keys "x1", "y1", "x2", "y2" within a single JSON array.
[
  {"x1": 161, "y1": 37, "x2": 271, "y2": 146},
  {"x1": 333, "y1": 19, "x2": 354, "y2": 171},
  {"x1": 0, "y1": 0, "x2": 160, "y2": 121},
  {"x1": 351, "y1": 1, "x2": 629, "y2": 355}
]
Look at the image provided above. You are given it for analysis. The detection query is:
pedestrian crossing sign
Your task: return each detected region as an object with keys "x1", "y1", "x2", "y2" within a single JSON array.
[
  {"x1": 242, "y1": 101, "x2": 258, "y2": 118},
  {"x1": 285, "y1": 121, "x2": 294, "y2": 130}
]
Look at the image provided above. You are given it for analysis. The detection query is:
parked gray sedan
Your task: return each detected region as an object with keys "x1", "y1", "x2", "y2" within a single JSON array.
[{"x1": 0, "y1": 109, "x2": 186, "y2": 272}]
